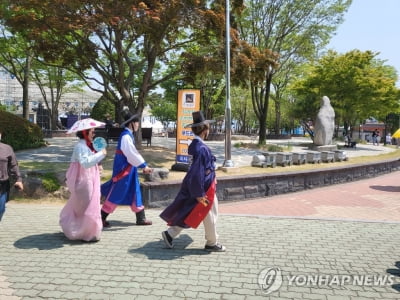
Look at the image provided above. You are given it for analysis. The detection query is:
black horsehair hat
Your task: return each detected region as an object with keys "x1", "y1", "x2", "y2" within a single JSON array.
[
  {"x1": 120, "y1": 108, "x2": 140, "y2": 127},
  {"x1": 184, "y1": 111, "x2": 215, "y2": 128}
]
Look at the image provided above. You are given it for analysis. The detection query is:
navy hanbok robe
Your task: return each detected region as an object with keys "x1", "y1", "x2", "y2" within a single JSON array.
[{"x1": 160, "y1": 137, "x2": 216, "y2": 228}]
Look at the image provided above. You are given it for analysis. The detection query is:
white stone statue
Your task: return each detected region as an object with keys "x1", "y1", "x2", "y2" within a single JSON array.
[{"x1": 314, "y1": 96, "x2": 335, "y2": 146}]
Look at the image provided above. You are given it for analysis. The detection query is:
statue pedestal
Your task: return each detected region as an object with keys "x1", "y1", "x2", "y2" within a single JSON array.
[{"x1": 310, "y1": 144, "x2": 338, "y2": 151}]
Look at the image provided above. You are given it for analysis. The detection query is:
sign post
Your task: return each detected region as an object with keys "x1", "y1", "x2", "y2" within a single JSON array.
[{"x1": 171, "y1": 89, "x2": 200, "y2": 171}]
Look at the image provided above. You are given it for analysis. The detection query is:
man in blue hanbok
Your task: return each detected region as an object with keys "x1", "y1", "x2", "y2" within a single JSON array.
[{"x1": 100, "y1": 111, "x2": 153, "y2": 226}]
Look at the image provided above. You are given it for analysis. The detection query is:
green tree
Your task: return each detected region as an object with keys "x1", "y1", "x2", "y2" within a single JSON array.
[
  {"x1": 231, "y1": 86, "x2": 257, "y2": 134},
  {"x1": 149, "y1": 100, "x2": 176, "y2": 132},
  {"x1": 291, "y1": 50, "x2": 400, "y2": 136},
  {"x1": 0, "y1": 25, "x2": 33, "y2": 120},
  {"x1": 234, "y1": 0, "x2": 351, "y2": 144},
  {"x1": 175, "y1": 0, "x2": 245, "y2": 121},
  {"x1": 32, "y1": 64, "x2": 84, "y2": 130},
  {"x1": 91, "y1": 95, "x2": 115, "y2": 123},
  {"x1": 180, "y1": 42, "x2": 227, "y2": 120},
  {"x1": 270, "y1": 58, "x2": 305, "y2": 135},
  {"x1": 0, "y1": 23, "x2": 84, "y2": 127}
]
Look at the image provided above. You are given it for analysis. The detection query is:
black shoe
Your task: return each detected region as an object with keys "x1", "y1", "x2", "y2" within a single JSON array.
[
  {"x1": 136, "y1": 219, "x2": 152, "y2": 225},
  {"x1": 205, "y1": 243, "x2": 226, "y2": 252},
  {"x1": 101, "y1": 210, "x2": 110, "y2": 228},
  {"x1": 162, "y1": 231, "x2": 173, "y2": 249},
  {"x1": 136, "y1": 210, "x2": 152, "y2": 225}
]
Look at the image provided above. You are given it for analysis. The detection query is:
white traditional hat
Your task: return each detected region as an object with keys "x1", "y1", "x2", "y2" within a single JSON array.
[{"x1": 66, "y1": 118, "x2": 105, "y2": 134}]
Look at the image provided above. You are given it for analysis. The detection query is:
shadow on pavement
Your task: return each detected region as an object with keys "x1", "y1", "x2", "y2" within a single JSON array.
[
  {"x1": 345, "y1": 145, "x2": 383, "y2": 152},
  {"x1": 386, "y1": 261, "x2": 400, "y2": 292},
  {"x1": 370, "y1": 185, "x2": 400, "y2": 192},
  {"x1": 128, "y1": 234, "x2": 210, "y2": 260},
  {"x1": 102, "y1": 220, "x2": 136, "y2": 231},
  {"x1": 14, "y1": 232, "x2": 85, "y2": 250}
]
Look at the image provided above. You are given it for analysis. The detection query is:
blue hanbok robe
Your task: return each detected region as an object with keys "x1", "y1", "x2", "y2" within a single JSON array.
[
  {"x1": 160, "y1": 137, "x2": 216, "y2": 228},
  {"x1": 101, "y1": 129, "x2": 146, "y2": 207}
]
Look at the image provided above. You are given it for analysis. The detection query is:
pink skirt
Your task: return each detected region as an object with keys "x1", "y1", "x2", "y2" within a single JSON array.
[{"x1": 60, "y1": 162, "x2": 102, "y2": 241}]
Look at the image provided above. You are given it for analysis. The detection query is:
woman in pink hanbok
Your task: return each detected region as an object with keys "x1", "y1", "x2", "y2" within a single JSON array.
[{"x1": 60, "y1": 118, "x2": 107, "y2": 242}]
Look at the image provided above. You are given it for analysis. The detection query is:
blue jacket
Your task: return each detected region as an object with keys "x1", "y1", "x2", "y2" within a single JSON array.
[{"x1": 101, "y1": 129, "x2": 146, "y2": 206}]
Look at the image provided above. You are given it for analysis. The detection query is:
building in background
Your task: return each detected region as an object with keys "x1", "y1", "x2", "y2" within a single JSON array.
[
  {"x1": 0, "y1": 69, "x2": 101, "y2": 128},
  {"x1": 141, "y1": 105, "x2": 166, "y2": 135}
]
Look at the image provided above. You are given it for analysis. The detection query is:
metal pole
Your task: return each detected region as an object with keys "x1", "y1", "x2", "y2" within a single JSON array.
[{"x1": 223, "y1": 0, "x2": 234, "y2": 167}]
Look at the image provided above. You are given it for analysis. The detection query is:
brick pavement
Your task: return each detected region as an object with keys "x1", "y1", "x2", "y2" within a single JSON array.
[
  {"x1": 1, "y1": 177, "x2": 400, "y2": 300},
  {"x1": 219, "y1": 171, "x2": 400, "y2": 223}
]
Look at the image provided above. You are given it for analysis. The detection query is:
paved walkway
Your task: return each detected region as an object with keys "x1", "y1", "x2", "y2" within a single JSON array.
[
  {"x1": 1, "y1": 136, "x2": 398, "y2": 299},
  {"x1": 220, "y1": 171, "x2": 400, "y2": 223},
  {"x1": 15, "y1": 136, "x2": 397, "y2": 166}
]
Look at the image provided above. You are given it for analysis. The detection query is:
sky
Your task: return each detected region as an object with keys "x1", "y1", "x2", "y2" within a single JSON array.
[{"x1": 325, "y1": 0, "x2": 400, "y2": 85}]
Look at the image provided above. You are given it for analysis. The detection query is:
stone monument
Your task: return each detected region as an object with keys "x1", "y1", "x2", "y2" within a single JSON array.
[{"x1": 313, "y1": 96, "x2": 337, "y2": 151}]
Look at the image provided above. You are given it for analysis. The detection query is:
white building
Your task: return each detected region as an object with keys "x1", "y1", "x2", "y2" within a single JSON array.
[
  {"x1": 0, "y1": 69, "x2": 101, "y2": 118},
  {"x1": 141, "y1": 105, "x2": 165, "y2": 134}
]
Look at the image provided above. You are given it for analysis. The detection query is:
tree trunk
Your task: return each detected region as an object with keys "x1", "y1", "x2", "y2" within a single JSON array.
[
  {"x1": 242, "y1": 103, "x2": 247, "y2": 135},
  {"x1": 51, "y1": 108, "x2": 59, "y2": 130},
  {"x1": 22, "y1": 54, "x2": 32, "y2": 120},
  {"x1": 258, "y1": 73, "x2": 272, "y2": 145},
  {"x1": 258, "y1": 111, "x2": 267, "y2": 144},
  {"x1": 274, "y1": 100, "x2": 281, "y2": 135}
]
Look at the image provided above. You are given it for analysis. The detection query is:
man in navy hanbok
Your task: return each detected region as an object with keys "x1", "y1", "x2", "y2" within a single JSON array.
[
  {"x1": 160, "y1": 111, "x2": 226, "y2": 252},
  {"x1": 101, "y1": 110, "x2": 153, "y2": 226}
]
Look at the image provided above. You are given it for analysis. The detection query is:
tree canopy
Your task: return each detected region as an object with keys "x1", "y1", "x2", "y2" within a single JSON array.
[{"x1": 0, "y1": 0, "x2": 242, "y2": 125}]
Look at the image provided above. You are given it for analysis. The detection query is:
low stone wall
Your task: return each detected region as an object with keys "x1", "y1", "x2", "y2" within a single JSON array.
[{"x1": 141, "y1": 158, "x2": 400, "y2": 208}]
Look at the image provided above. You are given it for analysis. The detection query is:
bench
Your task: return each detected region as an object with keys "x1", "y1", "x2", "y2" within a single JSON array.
[
  {"x1": 344, "y1": 137, "x2": 357, "y2": 148},
  {"x1": 141, "y1": 128, "x2": 152, "y2": 147},
  {"x1": 107, "y1": 127, "x2": 124, "y2": 143},
  {"x1": 94, "y1": 128, "x2": 108, "y2": 140},
  {"x1": 95, "y1": 127, "x2": 124, "y2": 144}
]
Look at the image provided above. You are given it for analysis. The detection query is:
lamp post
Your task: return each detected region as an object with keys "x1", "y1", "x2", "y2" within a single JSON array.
[{"x1": 223, "y1": 0, "x2": 234, "y2": 168}]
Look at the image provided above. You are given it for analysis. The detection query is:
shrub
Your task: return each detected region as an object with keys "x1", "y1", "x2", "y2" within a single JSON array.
[
  {"x1": 39, "y1": 173, "x2": 61, "y2": 193},
  {"x1": 90, "y1": 96, "x2": 115, "y2": 122},
  {"x1": 0, "y1": 111, "x2": 45, "y2": 151},
  {"x1": 234, "y1": 142, "x2": 244, "y2": 148},
  {"x1": 267, "y1": 144, "x2": 284, "y2": 152}
]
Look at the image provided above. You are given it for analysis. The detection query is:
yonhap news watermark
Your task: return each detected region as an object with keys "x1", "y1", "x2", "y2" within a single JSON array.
[{"x1": 258, "y1": 267, "x2": 395, "y2": 295}]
